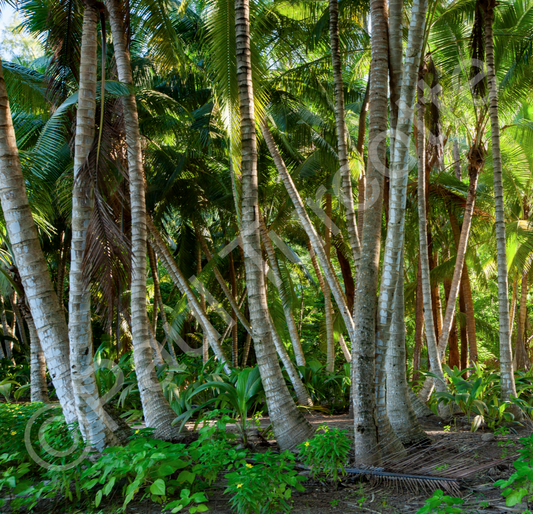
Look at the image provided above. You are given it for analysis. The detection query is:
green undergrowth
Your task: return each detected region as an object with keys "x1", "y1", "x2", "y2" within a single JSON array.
[{"x1": 0, "y1": 405, "x2": 354, "y2": 514}]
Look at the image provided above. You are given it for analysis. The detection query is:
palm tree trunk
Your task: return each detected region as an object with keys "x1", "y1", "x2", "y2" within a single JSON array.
[
  {"x1": 262, "y1": 122, "x2": 355, "y2": 342},
  {"x1": 28, "y1": 314, "x2": 49, "y2": 403},
  {"x1": 258, "y1": 215, "x2": 306, "y2": 367},
  {"x1": 197, "y1": 244, "x2": 209, "y2": 364},
  {"x1": 514, "y1": 271, "x2": 530, "y2": 370},
  {"x1": 482, "y1": 0, "x2": 519, "y2": 408},
  {"x1": 416, "y1": 75, "x2": 449, "y2": 407},
  {"x1": 444, "y1": 278, "x2": 460, "y2": 369},
  {"x1": 0, "y1": 295, "x2": 13, "y2": 360},
  {"x1": 374, "y1": 0, "x2": 428, "y2": 457},
  {"x1": 235, "y1": 0, "x2": 313, "y2": 449},
  {"x1": 228, "y1": 251, "x2": 239, "y2": 367},
  {"x1": 356, "y1": 82, "x2": 370, "y2": 242},
  {"x1": 386, "y1": 251, "x2": 428, "y2": 444},
  {"x1": 147, "y1": 243, "x2": 178, "y2": 365},
  {"x1": 107, "y1": 0, "x2": 183, "y2": 439},
  {"x1": 147, "y1": 218, "x2": 230, "y2": 370},
  {"x1": 69, "y1": 4, "x2": 119, "y2": 449},
  {"x1": 0, "y1": 59, "x2": 76, "y2": 424},
  {"x1": 413, "y1": 257, "x2": 424, "y2": 382},
  {"x1": 329, "y1": 0, "x2": 360, "y2": 266},
  {"x1": 324, "y1": 195, "x2": 335, "y2": 372}
]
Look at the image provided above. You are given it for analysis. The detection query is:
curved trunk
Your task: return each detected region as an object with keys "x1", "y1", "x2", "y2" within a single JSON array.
[
  {"x1": 0, "y1": 58, "x2": 76, "y2": 424},
  {"x1": 235, "y1": 0, "x2": 313, "y2": 449},
  {"x1": 258, "y1": 215, "x2": 306, "y2": 367},
  {"x1": 69, "y1": 5, "x2": 119, "y2": 449},
  {"x1": 482, "y1": 1, "x2": 519, "y2": 409},
  {"x1": 108, "y1": 0, "x2": 182, "y2": 439},
  {"x1": 329, "y1": 0, "x2": 360, "y2": 267}
]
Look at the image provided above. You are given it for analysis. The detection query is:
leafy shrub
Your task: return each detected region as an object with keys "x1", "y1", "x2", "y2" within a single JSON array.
[
  {"x1": 224, "y1": 450, "x2": 305, "y2": 514},
  {"x1": 416, "y1": 490, "x2": 465, "y2": 513},
  {"x1": 297, "y1": 425, "x2": 351, "y2": 483}
]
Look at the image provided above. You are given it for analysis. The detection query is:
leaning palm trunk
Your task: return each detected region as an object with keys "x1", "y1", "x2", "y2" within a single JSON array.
[
  {"x1": 350, "y1": 0, "x2": 389, "y2": 466},
  {"x1": 324, "y1": 195, "x2": 335, "y2": 372},
  {"x1": 235, "y1": 0, "x2": 313, "y2": 449},
  {"x1": 261, "y1": 122, "x2": 355, "y2": 343},
  {"x1": 147, "y1": 218, "x2": 230, "y2": 371},
  {"x1": 329, "y1": 0, "x2": 360, "y2": 266},
  {"x1": 482, "y1": 0, "x2": 519, "y2": 409},
  {"x1": 107, "y1": 0, "x2": 183, "y2": 439},
  {"x1": 69, "y1": 4, "x2": 119, "y2": 450},
  {"x1": 416, "y1": 79, "x2": 449, "y2": 413},
  {"x1": 418, "y1": 146, "x2": 482, "y2": 401},
  {"x1": 258, "y1": 215, "x2": 306, "y2": 367},
  {"x1": 147, "y1": 243, "x2": 178, "y2": 365},
  {"x1": 0, "y1": 57, "x2": 76, "y2": 424}
]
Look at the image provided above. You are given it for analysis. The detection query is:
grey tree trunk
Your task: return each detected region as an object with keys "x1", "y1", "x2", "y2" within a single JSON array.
[
  {"x1": 351, "y1": 0, "x2": 389, "y2": 466},
  {"x1": 329, "y1": 0, "x2": 360, "y2": 266},
  {"x1": 108, "y1": 0, "x2": 183, "y2": 439},
  {"x1": 235, "y1": 0, "x2": 314, "y2": 449},
  {"x1": 28, "y1": 314, "x2": 49, "y2": 403},
  {"x1": 0, "y1": 57, "x2": 76, "y2": 424},
  {"x1": 69, "y1": 4, "x2": 119, "y2": 450},
  {"x1": 482, "y1": 0, "x2": 519, "y2": 410}
]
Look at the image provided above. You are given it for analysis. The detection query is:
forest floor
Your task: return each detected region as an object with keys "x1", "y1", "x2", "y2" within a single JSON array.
[{"x1": 6, "y1": 412, "x2": 530, "y2": 513}]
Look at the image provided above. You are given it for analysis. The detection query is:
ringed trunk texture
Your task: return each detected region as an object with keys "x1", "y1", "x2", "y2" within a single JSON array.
[
  {"x1": 482, "y1": 0, "x2": 519, "y2": 409},
  {"x1": 235, "y1": 0, "x2": 314, "y2": 449},
  {"x1": 28, "y1": 314, "x2": 49, "y2": 402},
  {"x1": 416, "y1": 78, "x2": 449, "y2": 410},
  {"x1": 329, "y1": 0, "x2": 360, "y2": 266},
  {"x1": 0, "y1": 57, "x2": 76, "y2": 424},
  {"x1": 350, "y1": 0, "x2": 389, "y2": 466},
  {"x1": 108, "y1": 0, "x2": 182, "y2": 439}
]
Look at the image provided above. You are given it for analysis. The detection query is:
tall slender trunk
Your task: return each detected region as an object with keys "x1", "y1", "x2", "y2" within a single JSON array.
[
  {"x1": 147, "y1": 219, "x2": 229, "y2": 370},
  {"x1": 147, "y1": 243, "x2": 178, "y2": 365},
  {"x1": 0, "y1": 59, "x2": 76, "y2": 423},
  {"x1": 56, "y1": 230, "x2": 68, "y2": 310},
  {"x1": 228, "y1": 250, "x2": 239, "y2": 367},
  {"x1": 324, "y1": 195, "x2": 335, "y2": 372},
  {"x1": 444, "y1": 278, "x2": 460, "y2": 369},
  {"x1": 481, "y1": 0, "x2": 519, "y2": 408},
  {"x1": 69, "y1": 4, "x2": 119, "y2": 449},
  {"x1": 108, "y1": 0, "x2": 182, "y2": 439},
  {"x1": 258, "y1": 215, "x2": 306, "y2": 367},
  {"x1": 419, "y1": 147, "x2": 482, "y2": 398},
  {"x1": 514, "y1": 271, "x2": 530, "y2": 370},
  {"x1": 197, "y1": 244, "x2": 209, "y2": 364},
  {"x1": 235, "y1": 0, "x2": 313, "y2": 449},
  {"x1": 413, "y1": 257, "x2": 424, "y2": 382},
  {"x1": 459, "y1": 286, "x2": 468, "y2": 370},
  {"x1": 350, "y1": 0, "x2": 389, "y2": 467},
  {"x1": 0, "y1": 295, "x2": 13, "y2": 360},
  {"x1": 449, "y1": 208, "x2": 478, "y2": 365},
  {"x1": 375, "y1": 0, "x2": 428, "y2": 457},
  {"x1": 416, "y1": 74, "x2": 449, "y2": 408},
  {"x1": 356, "y1": 82, "x2": 370, "y2": 242},
  {"x1": 329, "y1": 0, "x2": 360, "y2": 266},
  {"x1": 262, "y1": 123, "x2": 354, "y2": 342},
  {"x1": 386, "y1": 251, "x2": 428, "y2": 444}
]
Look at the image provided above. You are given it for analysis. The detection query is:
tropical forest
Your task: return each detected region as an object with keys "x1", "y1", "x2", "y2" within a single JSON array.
[{"x1": 3, "y1": 0, "x2": 533, "y2": 511}]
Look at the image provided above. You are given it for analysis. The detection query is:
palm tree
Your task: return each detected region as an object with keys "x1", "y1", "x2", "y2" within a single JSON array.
[
  {"x1": 0, "y1": 58, "x2": 77, "y2": 424},
  {"x1": 481, "y1": 0, "x2": 519, "y2": 409},
  {"x1": 235, "y1": 0, "x2": 314, "y2": 449},
  {"x1": 107, "y1": 0, "x2": 183, "y2": 439},
  {"x1": 69, "y1": 3, "x2": 118, "y2": 449}
]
